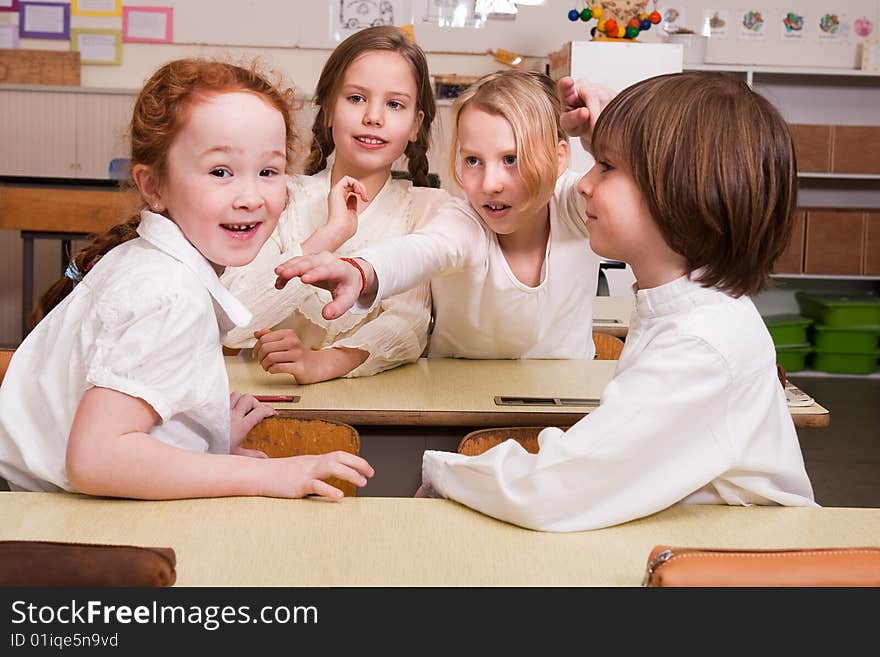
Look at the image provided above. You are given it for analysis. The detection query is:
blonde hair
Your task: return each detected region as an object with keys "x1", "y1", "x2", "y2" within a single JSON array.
[{"x1": 450, "y1": 70, "x2": 565, "y2": 213}]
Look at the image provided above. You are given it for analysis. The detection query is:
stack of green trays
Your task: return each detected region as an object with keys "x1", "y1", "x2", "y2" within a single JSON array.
[
  {"x1": 763, "y1": 313, "x2": 812, "y2": 372},
  {"x1": 795, "y1": 292, "x2": 880, "y2": 374}
]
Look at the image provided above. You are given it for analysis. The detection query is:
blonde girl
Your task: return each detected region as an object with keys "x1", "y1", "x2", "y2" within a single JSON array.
[
  {"x1": 0, "y1": 59, "x2": 373, "y2": 500},
  {"x1": 221, "y1": 25, "x2": 449, "y2": 382},
  {"x1": 277, "y1": 70, "x2": 602, "y2": 360}
]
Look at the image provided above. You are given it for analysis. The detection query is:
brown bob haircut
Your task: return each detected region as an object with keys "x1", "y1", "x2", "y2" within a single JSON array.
[{"x1": 591, "y1": 71, "x2": 798, "y2": 297}]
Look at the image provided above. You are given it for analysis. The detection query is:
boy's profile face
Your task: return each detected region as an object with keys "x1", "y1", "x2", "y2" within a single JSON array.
[
  {"x1": 576, "y1": 153, "x2": 674, "y2": 273},
  {"x1": 154, "y1": 92, "x2": 288, "y2": 274}
]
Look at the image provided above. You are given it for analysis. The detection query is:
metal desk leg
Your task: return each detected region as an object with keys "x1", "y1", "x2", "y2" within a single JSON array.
[{"x1": 21, "y1": 233, "x2": 34, "y2": 341}]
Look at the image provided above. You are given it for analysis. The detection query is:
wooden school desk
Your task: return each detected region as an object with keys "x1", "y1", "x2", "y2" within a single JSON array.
[
  {"x1": 0, "y1": 180, "x2": 140, "y2": 339},
  {"x1": 226, "y1": 355, "x2": 830, "y2": 495},
  {"x1": 592, "y1": 295, "x2": 633, "y2": 337},
  {"x1": 1, "y1": 493, "x2": 877, "y2": 586},
  {"x1": 227, "y1": 355, "x2": 830, "y2": 429}
]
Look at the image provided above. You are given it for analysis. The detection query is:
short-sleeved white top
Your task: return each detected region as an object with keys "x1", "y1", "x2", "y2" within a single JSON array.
[{"x1": 0, "y1": 211, "x2": 251, "y2": 492}]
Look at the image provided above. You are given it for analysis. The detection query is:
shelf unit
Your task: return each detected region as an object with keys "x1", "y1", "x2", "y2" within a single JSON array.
[{"x1": 686, "y1": 66, "x2": 879, "y2": 378}]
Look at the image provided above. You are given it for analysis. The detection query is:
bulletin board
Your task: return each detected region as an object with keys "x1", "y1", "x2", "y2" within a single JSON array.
[
  {"x1": 120, "y1": 0, "x2": 301, "y2": 48},
  {"x1": 655, "y1": 0, "x2": 879, "y2": 68},
  {"x1": 111, "y1": 1, "x2": 599, "y2": 57}
]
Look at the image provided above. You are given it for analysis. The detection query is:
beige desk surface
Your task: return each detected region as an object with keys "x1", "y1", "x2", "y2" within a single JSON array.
[
  {"x1": 227, "y1": 356, "x2": 616, "y2": 427},
  {"x1": 592, "y1": 296, "x2": 633, "y2": 337},
  {"x1": 227, "y1": 356, "x2": 830, "y2": 429},
  {"x1": 1, "y1": 493, "x2": 876, "y2": 586}
]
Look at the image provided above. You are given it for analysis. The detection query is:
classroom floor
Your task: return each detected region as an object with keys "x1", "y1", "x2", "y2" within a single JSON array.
[{"x1": 790, "y1": 375, "x2": 880, "y2": 508}]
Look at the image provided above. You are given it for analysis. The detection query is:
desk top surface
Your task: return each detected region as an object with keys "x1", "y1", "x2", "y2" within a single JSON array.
[
  {"x1": 1, "y1": 493, "x2": 876, "y2": 586},
  {"x1": 227, "y1": 356, "x2": 617, "y2": 426},
  {"x1": 226, "y1": 356, "x2": 829, "y2": 428},
  {"x1": 592, "y1": 296, "x2": 633, "y2": 336}
]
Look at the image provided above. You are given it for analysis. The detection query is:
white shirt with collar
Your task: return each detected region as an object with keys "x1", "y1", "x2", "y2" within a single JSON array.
[
  {"x1": 0, "y1": 211, "x2": 251, "y2": 492},
  {"x1": 421, "y1": 274, "x2": 817, "y2": 531},
  {"x1": 355, "y1": 170, "x2": 601, "y2": 359}
]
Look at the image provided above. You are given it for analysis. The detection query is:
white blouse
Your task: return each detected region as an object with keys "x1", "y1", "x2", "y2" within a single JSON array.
[
  {"x1": 356, "y1": 170, "x2": 601, "y2": 359},
  {"x1": 0, "y1": 211, "x2": 250, "y2": 492},
  {"x1": 221, "y1": 169, "x2": 450, "y2": 377},
  {"x1": 421, "y1": 274, "x2": 817, "y2": 532}
]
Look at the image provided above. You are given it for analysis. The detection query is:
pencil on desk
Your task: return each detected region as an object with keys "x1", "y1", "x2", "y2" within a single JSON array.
[{"x1": 254, "y1": 395, "x2": 298, "y2": 403}]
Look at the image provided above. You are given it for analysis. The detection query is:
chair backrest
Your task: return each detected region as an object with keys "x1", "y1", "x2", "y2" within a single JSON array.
[
  {"x1": 458, "y1": 426, "x2": 547, "y2": 456},
  {"x1": 241, "y1": 416, "x2": 361, "y2": 496},
  {"x1": 108, "y1": 157, "x2": 131, "y2": 181},
  {"x1": 593, "y1": 331, "x2": 625, "y2": 360},
  {"x1": 0, "y1": 348, "x2": 14, "y2": 386}
]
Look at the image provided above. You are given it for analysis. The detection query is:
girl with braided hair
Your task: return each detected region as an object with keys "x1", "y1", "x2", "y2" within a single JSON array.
[{"x1": 222, "y1": 26, "x2": 448, "y2": 383}]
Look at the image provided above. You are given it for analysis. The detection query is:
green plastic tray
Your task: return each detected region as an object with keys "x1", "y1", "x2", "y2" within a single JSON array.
[
  {"x1": 763, "y1": 314, "x2": 812, "y2": 345},
  {"x1": 811, "y1": 349, "x2": 880, "y2": 375},
  {"x1": 775, "y1": 344, "x2": 811, "y2": 372},
  {"x1": 811, "y1": 325, "x2": 880, "y2": 353},
  {"x1": 796, "y1": 292, "x2": 880, "y2": 328}
]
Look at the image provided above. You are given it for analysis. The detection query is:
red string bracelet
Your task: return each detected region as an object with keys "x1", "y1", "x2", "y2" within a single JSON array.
[{"x1": 339, "y1": 257, "x2": 367, "y2": 297}]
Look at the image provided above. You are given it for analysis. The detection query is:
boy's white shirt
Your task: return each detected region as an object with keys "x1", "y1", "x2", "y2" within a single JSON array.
[
  {"x1": 0, "y1": 211, "x2": 250, "y2": 492},
  {"x1": 355, "y1": 170, "x2": 601, "y2": 359},
  {"x1": 221, "y1": 169, "x2": 449, "y2": 376},
  {"x1": 420, "y1": 274, "x2": 818, "y2": 532}
]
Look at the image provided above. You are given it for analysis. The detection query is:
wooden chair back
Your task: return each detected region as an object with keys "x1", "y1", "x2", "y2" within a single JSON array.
[
  {"x1": 241, "y1": 416, "x2": 361, "y2": 496},
  {"x1": 593, "y1": 331, "x2": 625, "y2": 360},
  {"x1": 0, "y1": 348, "x2": 14, "y2": 385},
  {"x1": 458, "y1": 426, "x2": 546, "y2": 456}
]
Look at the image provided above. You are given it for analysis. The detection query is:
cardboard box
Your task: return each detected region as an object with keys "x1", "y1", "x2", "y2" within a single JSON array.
[
  {"x1": 789, "y1": 125, "x2": 832, "y2": 173},
  {"x1": 773, "y1": 210, "x2": 806, "y2": 274},
  {"x1": 865, "y1": 212, "x2": 880, "y2": 276},
  {"x1": 832, "y1": 126, "x2": 880, "y2": 174},
  {"x1": 804, "y1": 210, "x2": 865, "y2": 276}
]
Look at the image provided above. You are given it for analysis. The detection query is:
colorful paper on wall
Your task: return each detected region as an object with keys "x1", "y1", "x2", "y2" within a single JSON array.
[
  {"x1": 0, "y1": 23, "x2": 18, "y2": 47},
  {"x1": 72, "y1": 0, "x2": 121, "y2": 17},
  {"x1": 19, "y1": 1, "x2": 69, "y2": 39},
  {"x1": 71, "y1": 27, "x2": 121, "y2": 64},
  {"x1": 122, "y1": 6, "x2": 172, "y2": 43}
]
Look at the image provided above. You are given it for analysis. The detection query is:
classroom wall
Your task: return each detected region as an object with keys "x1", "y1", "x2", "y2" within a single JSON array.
[{"x1": 2, "y1": 1, "x2": 879, "y2": 345}]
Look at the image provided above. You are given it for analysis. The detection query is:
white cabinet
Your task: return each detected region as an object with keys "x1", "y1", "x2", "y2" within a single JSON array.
[{"x1": 0, "y1": 85, "x2": 136, "y2": 179}]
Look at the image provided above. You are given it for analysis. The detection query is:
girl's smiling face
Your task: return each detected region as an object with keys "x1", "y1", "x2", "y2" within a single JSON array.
[
  {"x1": 328, "y1": 50, "x2": 423, "y2": 179},
  {"x1": 142, "y1": 91, "x2": 288, "y2": 273}
]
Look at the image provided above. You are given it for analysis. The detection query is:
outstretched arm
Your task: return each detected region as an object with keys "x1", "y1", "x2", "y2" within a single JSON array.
[{"x1": 274, "y1": 253, "x2": 377, "y2": 320}]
